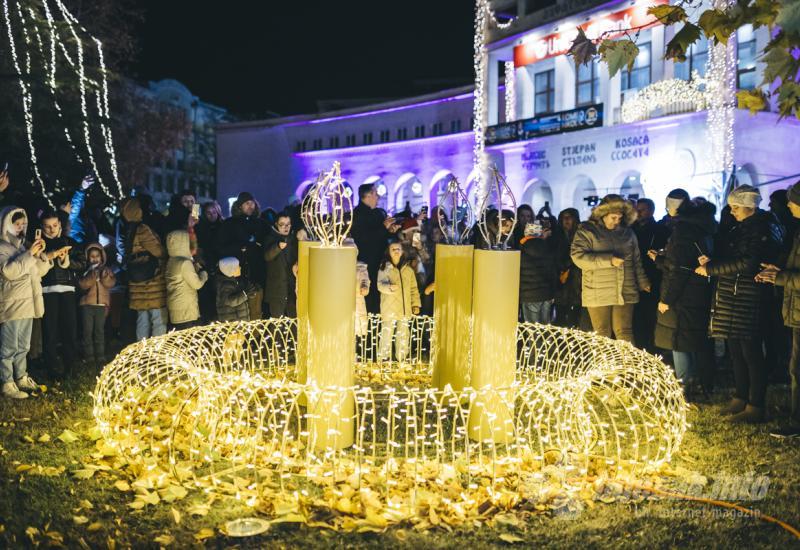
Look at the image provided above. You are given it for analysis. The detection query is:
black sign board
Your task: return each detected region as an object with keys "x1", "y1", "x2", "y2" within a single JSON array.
[{"x1": 485, "y1": 104, "x2": 603, "y2": 146}]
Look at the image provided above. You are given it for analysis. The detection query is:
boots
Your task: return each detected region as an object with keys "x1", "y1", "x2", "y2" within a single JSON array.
[
  {"x1": 728, "y1": 405, "x2": 766, "y2": 424},
  {"x1": 2, "y1": 381, "x2": 28, "y2": 399},
  {"x1": 720, "y1": 398, "x2": 747, "y2": 416}
]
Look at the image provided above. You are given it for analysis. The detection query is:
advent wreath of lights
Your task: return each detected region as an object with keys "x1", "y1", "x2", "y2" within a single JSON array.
[{"x1": 93, "y1": 315, "x2": 687, "y2": 522}]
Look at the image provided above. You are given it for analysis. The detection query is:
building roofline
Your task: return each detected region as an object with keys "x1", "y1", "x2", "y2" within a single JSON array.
[{"x1": 217, "y1": 84, "x2": 475, "y2": 132}]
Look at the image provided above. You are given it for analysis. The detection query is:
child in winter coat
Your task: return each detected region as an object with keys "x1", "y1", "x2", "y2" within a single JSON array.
[
  {"x1": 78, "y1": 243, "x2": 116, "y2": 366},
  {"x1": 216, "y1": 257, "x2": 255, "y2": 322},
  {"x1": 165, "y1": 230, "x2": 208, "y2": 330},
  {"x1": 377, "y1": 241, "x2": 420, "y2": 362}
]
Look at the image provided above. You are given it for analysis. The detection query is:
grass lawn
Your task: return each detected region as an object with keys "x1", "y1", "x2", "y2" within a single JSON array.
[{"x1": 0, "y1": 365, "x2": 798, "y2": 549}]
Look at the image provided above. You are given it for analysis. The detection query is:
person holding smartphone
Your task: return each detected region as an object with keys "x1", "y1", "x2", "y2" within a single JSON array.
[
  {"x1": 38, "y1": 209, "x2": 85, "y2": 378},
  {"x1": 518, "y1": 210, "x2": 562, "y2": 324},
  {"x1": 571, "y1": 195, "x2": 651, "y2": 343},
  {"x1": 263, "y1": 212, "x2": 297, "y2": 318},
  {"x1": 0, "y1": 206, "x2": 54, "y2": 398}
]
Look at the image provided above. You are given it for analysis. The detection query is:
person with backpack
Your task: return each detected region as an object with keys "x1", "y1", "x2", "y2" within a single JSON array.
[{"x1": 121, "y1": 197, "x2": 168, "y2": 341}]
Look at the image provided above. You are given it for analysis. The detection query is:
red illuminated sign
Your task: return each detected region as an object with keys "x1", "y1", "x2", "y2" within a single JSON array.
[{"x1": 513, "y1": 0, "x2": 668, "y2": 67}]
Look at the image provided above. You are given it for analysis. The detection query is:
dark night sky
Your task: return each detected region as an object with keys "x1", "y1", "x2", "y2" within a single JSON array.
[{"x1": 135, "y1": 1, "x2": 475, "y2": 118}]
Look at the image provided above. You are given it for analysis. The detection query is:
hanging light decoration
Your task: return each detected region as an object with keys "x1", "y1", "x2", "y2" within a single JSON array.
[
  {"x1": 504, "y1": 60, "x2": 516, "y2": 122},
  {"x1": 1, "y1": 0, "x2": 125, "y2": 203},
  {"x1": 705, "y1": 0, "x2": 736, "y2": 205}
]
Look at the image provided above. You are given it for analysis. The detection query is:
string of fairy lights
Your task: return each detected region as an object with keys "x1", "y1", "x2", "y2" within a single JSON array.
[
  {"x1": 1, "y1": 0, "x2": 124, "y2": 204},
  {"x1": 621, "y1": 73, "x2": 709, "y2": 123},
  {"x1": 472, "y1": 0, "x2": 514, "y2": 207},
  {"x1": 504, "y1": 60, "x2": 516, "y2": 123},
  {"x1": 706, "y1": 0, "x2": 736, "y2": 200}
]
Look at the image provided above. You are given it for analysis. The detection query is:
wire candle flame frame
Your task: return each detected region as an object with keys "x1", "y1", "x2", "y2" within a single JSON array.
[
  {"x1": 476, "y1": 165, "x2": 517, "y2": 250},
  {"x1": 304, "y1": 161, "x2": 352, "y2": 247},
  {"x1": 437, "y1": 175, "x2": 475, "y2": 245}
]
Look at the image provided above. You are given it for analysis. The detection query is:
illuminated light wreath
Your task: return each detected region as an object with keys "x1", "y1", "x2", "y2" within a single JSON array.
[
  {"x1": 94, "y1": 316, "x2": 687, "y2": 511},
  {"x1": 621, "y1": 74, "x2": 709, "y2": 124}
]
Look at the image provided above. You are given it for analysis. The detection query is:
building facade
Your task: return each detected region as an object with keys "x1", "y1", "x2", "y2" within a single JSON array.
[
  {"x1": 217, "y1": 0, "x2": 800, "y2": 220},
  {"x1": 141, "y1": 79, "x2": 230, "y2": 209}
]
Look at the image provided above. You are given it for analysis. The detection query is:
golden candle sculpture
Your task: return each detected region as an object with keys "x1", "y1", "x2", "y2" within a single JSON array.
[
  {"x1": 468, "y1": 165, "x2": 520, "y2": 443},
  {"x1": 432, "y1": 176, "x2": 475, "y2": 391},
  {"x1": 302, "y1": 162, "x2": 356, "y2": 450}
]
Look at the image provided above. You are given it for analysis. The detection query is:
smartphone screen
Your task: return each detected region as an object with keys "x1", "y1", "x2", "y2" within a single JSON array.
[
  {"x1": 35, "y1": 228, "x2": 41, "y2": 240},
  {"x1": 191, "y1": 203, "x2": 200, "y2": 219}
]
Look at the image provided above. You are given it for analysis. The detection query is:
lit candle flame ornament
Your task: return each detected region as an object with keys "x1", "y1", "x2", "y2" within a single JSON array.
[
  {"x1": 305, "y1": 161, "x2": 353, "y2": 247},
  {"x1": 476, "y1": 165, "x2": 518, "y2": 250}
]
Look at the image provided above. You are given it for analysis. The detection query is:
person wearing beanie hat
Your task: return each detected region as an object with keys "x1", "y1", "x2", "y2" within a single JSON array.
[
  {"x1": 216, "y1": 191, "x2": 267, "y2": 320},
  {"x1": 727, "y1": 184, "x2": 762, "y2": 209},
  {"x1": 758, "y1": 180, "x2": 800, "y2": 437},
  {"x1": 215, "y1": 256, "x2": 255, "y2": 322},
  {"x1": 696, "y1": 185, "x2": 784, "y2": 423},
  {"x1": 571, "y1": 194, "x2": 651, "y2": 343}
]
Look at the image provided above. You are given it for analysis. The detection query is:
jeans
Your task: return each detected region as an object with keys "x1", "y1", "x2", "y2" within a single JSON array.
[
  {"x1": 0, "y1": 318, "x2": 33, "y2": 383},
  {"x1": 728, "y1": 337, "x2": 767, "y2": 408},
  {"x1": 672, "y1": 351, "x2": 695, "y2": 383},
  {"x1": 135, "y1": 308, "x2": 168, "y2": 341},
  {"x1": 587, "y1": 304, "x2": 634, "y2": 343},
  {"x1": 43, "y1": 291, "x2": 78, "y2": 369},
  {"x1": 81, "y1": 305, "x2": 106, "y2": 361},
  {"x1": 790, "y1": 328, "x2": 800, "y2": 422},
  {"x1": 521, "y1": 300, "x2": 553, "y2": 324}
]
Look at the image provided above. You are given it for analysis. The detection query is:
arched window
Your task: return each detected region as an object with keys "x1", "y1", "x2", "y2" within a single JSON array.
[{"x1": 521, "y1": 178, "x2": 554, "y2": 212}]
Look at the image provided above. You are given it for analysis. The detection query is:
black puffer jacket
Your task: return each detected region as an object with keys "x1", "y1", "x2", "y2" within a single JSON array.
[
  {"x1": 517, "y1": 229, "x2": 562, "y2": 302},
  {"x1": 215, "y1": 274, "x2": 252, "y2": 322},
  {"x1": 216, "y1": 202, "x2": 268, "y2": 287},
  {"x1": 41, "y1": 233, "x2": 85, "y2": 288},
  {"x1": 654, "y1": 203, "x2": 715, "y2": 351},
  {"x1": 707, "y1": 209, "x2": 784, "y2": 339}
]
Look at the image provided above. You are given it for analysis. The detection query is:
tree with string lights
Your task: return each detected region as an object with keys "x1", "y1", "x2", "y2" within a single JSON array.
[{"x1": 0, "y1": 0, "x2": 188, "y2": 207}]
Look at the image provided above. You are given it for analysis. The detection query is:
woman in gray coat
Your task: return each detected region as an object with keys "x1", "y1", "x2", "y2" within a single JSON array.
[{"x1": 571, "y1": 195, "x2": 650, "y2": 343}]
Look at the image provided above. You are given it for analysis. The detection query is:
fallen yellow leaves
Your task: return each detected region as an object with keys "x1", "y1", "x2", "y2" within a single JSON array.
[
  {"x1": 57, "y1": 429, "x2": 80, "y2": 444},
  {"x1": 193, "y1": 528, "x2": 215, "y2": 541}
]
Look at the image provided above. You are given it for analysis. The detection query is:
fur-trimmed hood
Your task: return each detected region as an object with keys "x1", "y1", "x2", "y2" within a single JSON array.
[
  {"x1": 589, "y1": 195, "x2": 638, "y2": 227},
  {"x1": 0, "y1": 206, "x2": 27, "y2": 249}
]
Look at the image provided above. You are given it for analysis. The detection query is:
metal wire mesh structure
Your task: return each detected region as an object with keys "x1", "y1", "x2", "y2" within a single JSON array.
[
  {"x1": 437, "y1": 176, "x2": 474, "y2": 245},
  {"x1": 94, "y1": 317, "x2": 686, "y2": 506},
  {"x1": 303, "y1": 161, "x2": 353, "y2": 247},
  {"x1": 476, "y1": 165, "x2": 518, "y2": 250}
]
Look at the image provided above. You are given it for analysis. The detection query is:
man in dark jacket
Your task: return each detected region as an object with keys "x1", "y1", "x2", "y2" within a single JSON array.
[
  {"x1": 216, "y1": 192, "x2": 267, "y2": 319},
  {"x1": 351, "y1": 183, "x2": 398, "y2": 313},
  {"x1": 263, "y1": 212, "x2": 298, "y2": 317},
  {"x1": 697, "y1": 185, "x2": 784, "y2": 423},
  {"x1": 39, "y1": 210, "x2": 86, "y2": 376},
  {"x1": 758, "y1": 181, "x2": 800, "y2": 438},
  {"x1": 196, "y1": 201, "x2": 224, "y2": 321},
  {"x1": 633, "y1": 198, "x2": 670, "y2": 351},
  {"x1": 517, "y1": 218, "x2": 562, "y2": 323}
]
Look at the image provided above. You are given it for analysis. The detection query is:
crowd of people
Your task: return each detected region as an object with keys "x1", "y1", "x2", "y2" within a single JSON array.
[{"x1": 0, "y1": 168, "x2": 798, "y2": 438}]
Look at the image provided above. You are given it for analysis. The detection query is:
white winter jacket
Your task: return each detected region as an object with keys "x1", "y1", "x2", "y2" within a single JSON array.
[
  {"x1": 0, "y1": 207, "x2": 53, "y2": 322},
  {"x1": 377, "y1": 262, "x2": 421, "y2": 319},
  {"x1": 166, "y1": 230, "x2": 208, "y2": 324}
]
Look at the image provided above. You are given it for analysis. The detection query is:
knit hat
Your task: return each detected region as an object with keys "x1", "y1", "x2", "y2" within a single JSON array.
[
  {"x1": 727, "y1": 185, "x2": 761, "y2": 208},
  {"x1": 399, "y1": 218, "x2": 419, "y2": 232},
  {"x1": 788, "y1": 181, "x2": 800, "y2": 206},
  {"x1": 237, "y1": 191, "x2": 255, "y2": 205},
  {"x1": 218, "y1": 256, "x2": 240, "y2": 277}
]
